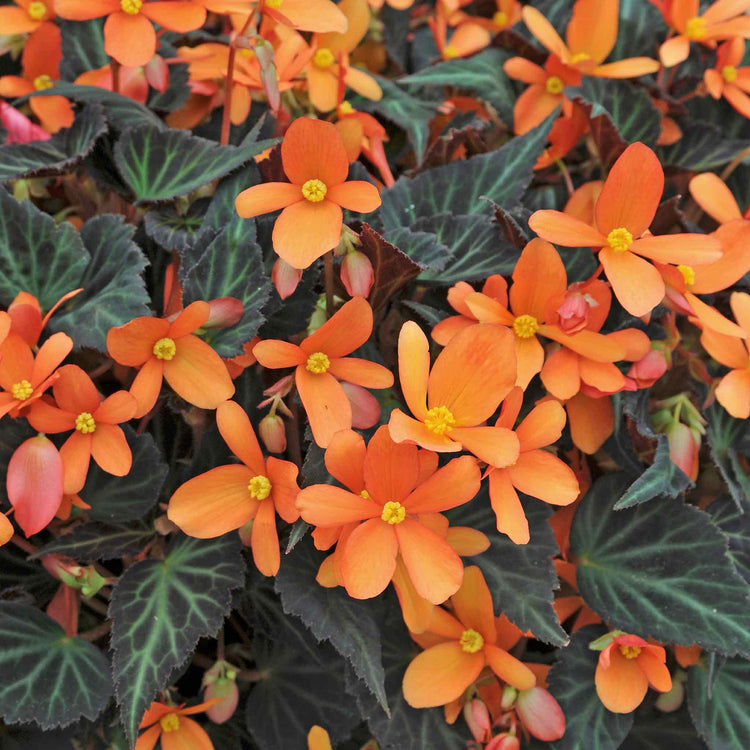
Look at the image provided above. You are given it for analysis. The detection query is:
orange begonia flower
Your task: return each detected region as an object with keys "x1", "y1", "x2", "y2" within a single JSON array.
[
  {"x1": 402, "y1": 566, "x2": 536, "y2": 708},
  {"x1": 168, "y1": 400, "x2": 300, "y2": 575},
  {"x1": 658, "y1": 0, "x2": 750, "y2": 68},
  {"x1": 698, "y1": 292, "x2": 750, "y2": 419},
  {"x1": 0, "y1": 0, "x2": 54, "y2": 34},
  {"x1": 135, "y1": 700, "x2": 216, "y2": 750},
  {"x1": 0, "y1": 22, "x2": 73, "y2": 133},
  {"x1": 389, "y1": 322, "x2": 521, "y2": 466},
  {"x1": 705, "y1": 38, "x2": 750, "y2": 118},
  {"x1": 462, "y1": 241, "x2": 627, "y2": 389},
  {"x1": 690, "y1": 171, "x2": 750, "y2": 224},
  {"x1": 296, "y1": 425, "x2": 481, "y2": 603},
  {"x1": 252, "y1": 296, "x2": 392, "y2": 447},
  {"x1": 55, "y1": 0, "x2": 207, "y2": 68},
  {"x1": 75, "y1": 63, "x2": 150, "y2": 104},
  {"x1": 202, "y1": 0, "x2": 347, "y2": 33},
  {"x1": 594, "y1": 633, "x2": 672, "y2": 713},
  {"x1": 27, "y1": 365, "x2": 137, "y2": 494},
  {"x1": 0, "y1": 331, "x2": 73, "y2": 419},
  {"x1": 522, "y1": 0, "x2": 661, "y2": 79},
  {"x1": 528, "y1": 142, "x2": 723, "y2": 316},
  {"x1": 5, "y1": 289, "x2": 82, "y2": 347},
  {"x1": 107, "y1": 301, "x2": 235, "y2": 418},
  {"x1": 448, "y1": 0, "x2": 522, "y2": 34},
  {"x1": 487, "y1": 388, "x2": 579, "y2": 545},
  {"x1": 235, "y1": 117, "x2": 381, "y2": 269}
]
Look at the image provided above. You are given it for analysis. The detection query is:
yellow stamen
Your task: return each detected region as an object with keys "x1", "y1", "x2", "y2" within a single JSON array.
[
  {"x1": 606, "y1": 227, "x2": 633, "y2": 253},
  {"x1": 493, "y1": 11, "x2": 508, "y2": 27},
  {"x1": 460, "y1": 628, "x2": 484, "y2": 654},
  {"x1": 305, "y1": 351, "x2": 330, "y2": 373},
  {"x1": 301, "y1": 178, "x2": 327, "y2": 203},
  {"x1": 153, "y1": 337, "x2": 176, "y2": 361},
  {"x1": 238, "y1": 48, "x2": 255, "y2": 58},
  {"x1": 546, "y1": 75, "x2": 564, "y2": 95},
  {"x1": 722, "y1": 65, "x2": 738, "y2": 83},
  {"x1": 677, "y1": 264, "x2": 695, "y2": 286},
  {"x1": 159, "y1": 713, "x2": 180, "y2": 732},
  {"x1": 425, "y1": 405, "x2": 456, "y2": 435},
  {"x1": 338, "y1": 100, "x2": 354, "y2": 115},
  {"x1": 313, "y1": 48, "x2": 335, "y2": 69},
  {"x1": 570, "y1": 52, "x2": 591, "y2": 64},
  {"x1": 266, "y1": 0, "x2": 283, "y2": 8},
  {"x1": 686, "y1": 16, "x2": 707, "y2": 39},
  {"x1": 33, "y1": 74, "x2": 54, "y2": 91},
  {"x1": 360, "y1": 490, "x2": 371, "y2": 500},
  {"x1": 443, "y1": 44, "x2": 459, "y2": 59},
  {"x1": 75, "y1": 412, "x2": 96, "y2": 434},
  {"x1": 28, "y1": 2, "x2": 47, "y2": 21},
  {"x1": 248, "y1": 475, "x2": 272, "y2": 500},
  {"x1": 11, "y1": 380, "x2": 33, "y2": 401},
  {"x1": 381, "y1": 501, "x2": 406, "y2": 524},
  {"x1": 619, "y1": 645, "x2": 642, "y2": 660},
  {"x1": 513, "y1": 314, "x2": 539, "y2": 339},
  {"x1": 120, "y1": 0, "x2": 142, "y2": 15}
]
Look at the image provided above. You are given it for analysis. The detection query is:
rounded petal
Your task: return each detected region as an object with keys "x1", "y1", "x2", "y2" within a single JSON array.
[
  {"x1": 599, "y1": 247, "x2": 665, "y2": 317},
  {"x1": 521, "y1": 6, "x2": 569, "y2": 59},
  {"x1": 391, "y1": 555, "x2": 435, "y2": 634},
  {"x1": 542, "y1": 327, "x2": 625, "y2": 363},
  {"x1": 31, "y1": 96, "x2": 75, "y2": 134},
  {"x1": 503, "y1": 57, "x2": 548, "y2": 84},
  {"x1": 104, "y1": 12, "x2": 156, "y2": 68},
  {"x1": 488, "y1": 469, "x2": 529, "y2": 544},
  {"x1": 700, "y1": 326, "x2": 748, "y2": 369},
  {"x1": 324, "y1": 429, "x2": 366, "y2": 492},
  {"x1": 451, "y1": 565, "x2": 497, "y2": 643},
  {"x1": 485, "y1": 644, "x2": 537, "y2": 690},
  {"x1": 302, "y1": 296, "x2": 373, "y2": 358},
  {"x1": 363, "y1": 424, "x2": 420, "y2": 504},
  {"x1": 168, "y1": 301, "x2": 210, "y2": 340},
  {"x1": 344, "y1": 66, "x2": 383, "y2": 101},
  {"x1": 252, "y1": 340, "x2": 306, "y2": 369},
  {"x1": 94, "y1": 390, "x2": 137, "y2": 424},
  {"x1": 234, "y1": 182, "x2": 302, "y2": 217},
  {"x1": 129, "y1": 357, "x2": 164, "y2": 419},
  {"x1": 107, "y1": 317, "x2": 170, "y2": 366},
  {"x1": 540, "y1": 348, "x2": 581, "y2": 400},
  {"x1": 388, "y1": 408, "x2": 462, "y2": 453},
  {"x1": 567, "y1": 0, "x2": 618, "y2": 64},
  {"x1": 595, "y1": 647, "x2": 648, "y2": 713},
  {"x1": 326, "y1": 180, "x2": 381, "y2": 213},
  {"x1": 508, "y1": 450, "x2": 579, "y2": 506},
  {"x1": 514, "y1": 334, "x2": 545, "y2": 390},
  {"x1": 328, "y1": 357, "x2": 393, "y2": 388},
  {"x1": 251, "y1": 497, "x2": 281, "y2": 577},
  {"x1": 266, "y1": 456, "x2": 299, "y2": 523},
  {"x1": 90, "y1": 423, "x2": 132, "y2": 477},
  {"x1": 692, "y1": 222, "x2": 750, "y2": 294},
  {"x1": 513, "y1": 86, "x2": 562, "y2": 135},
  {"x1": 528, "y1": 210, "x2": 606, "y2": 247},
  {"x1": 566, "y1": 393, "x2": 614, "y2": 454},
  {"x1": 216, "y1": 400, "x2": 266, "y2": 475},
  {"x1": 631, "y1": 234, "x2": 722, "y2": 265},
  {"x1": 402, "y1": 641, "x2": 485, "y2": 708},
  {"x1": 26, "y1": 399, "x2": 77, "y2": 434},
  {"x1": 270, "y1": 0, "x2": 346, "y2": 33},
  {"x1": 141, "y1": 2, "x2": 206, "y2": 32},
  {"x1": 637, "y1": 649, "x2": 673, "y2": 693},
  {"x1": 272, "y1": 199, "x2": 343, "y2": 269},
  {"x1": 340, "y1": 518, "x2": 398, "y2": 599},
  {"x1": 516, "y1": 400, "x2": 567, "y2": 450},
  {"x1": 60, "y1": 432, "x2": 92, "y2": 495},
  {"x1": 31, "y1": 332, "x2": 74, "y2": 387},
  {"x1": 406, "y1": 455, "x2": 481, "y2": 515},
  {"x1": 397, "y1": 321, "x2": 430, "y2": 420},
  {"x1": 592, "y1": 57, "x2": 660, "y2": 77},
  {"x1": 167, "y1": 465, "x2": 256, "y2": 537},
  {"x1": 296, "y1": 368, "x2": 352, "y2": 447},
  {"x1": 510, "y1": 239, "x2": 567, "y2": 322},
  {"x1": 296, "y1": 484, "x2": 380, "y2": 526},
  {"x1": 715, "y1": 369, "x2": 750, "y2": 419},
  {"x1": 578, "y1": 359, "x2": 625, "y2": 393},
  {"x1": 281, "y1": 117, "x2": 349, "y2": 186},
  {"x1": 689, "y1": 173, "x2": 743, "y2": 223},
  {"x1": 316, "y1": 0, "x2": 371, "y2": 53},
  {"x1": 450, "y1": 426, "x2": 520, "y2": 467},
  {"x1": 161, "y1": 716, "x2": 213, "y2": 750}
]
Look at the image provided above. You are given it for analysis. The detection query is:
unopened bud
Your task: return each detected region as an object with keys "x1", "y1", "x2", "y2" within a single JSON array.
[
  {"x1": 500, "y1": 685, "x2": 518, "y2": 710},
  {"x1": 665, "y1": 421, "x2": 700, "y2": 481},
  {"x1": 516, "y1": 686, "x2": 566, "y2": 741},
  {"x1": 204, "y1": 297, "x2": 244, "y2": 329},
  {"x1": 340, "y1": 250, "x2": 374, "y2": 298},
  {"x1": 340, "y1": 381, "x2": 381, "y2": 429},
  {"x1": 626, "y1": 348, "x2": 668, "y2": 389},
  {"x1": 144, "y1": 55, "x2": 170, "y2": 92},
  {"x1": 204, "y1": 677, "x2": 239, "y2": 724},
  {"x1": 272, "y1": 258, "x2": 302, "y2": 299},
  {"x1": 655, "y1": 676, "x2": 684, "y2": 713},
  {"x1": 463, "y1": 699, "x2": 491, "y2": 742},
  {"x1": 556, "y1": 292, "x2": 595, "y2": 333},
  {"x1": 485, "y1": 733, "x2": 520, "y2": 750},
  {"x1": 259, "y1": 413, "x2": 286, "y2": 453}
]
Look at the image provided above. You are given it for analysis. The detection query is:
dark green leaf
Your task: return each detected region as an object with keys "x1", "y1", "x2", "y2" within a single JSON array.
[
  {"x1": 609, "y1": 0, "x2": 667, "y2": 62},
  {"x1": 572, "y1": 474, "x2": 750, "y2": 658},
  {"x1": 659, "y1": 121, "x2": 749, "y2": 170},
  {"x1": 0, "y1": 105, "x2": 107, "y2": 180},
  {"x1": 381, "y1": 226, "x2": 451, "y2": 271},
  {"x1": 51, "y1": 214, "x2": 150, "y2": 351},
  {"x1": 59, "y1": 20, "x2": 107, "y2": 81},
  {"x1": 36, "y1": 522, "x2": 154, "y2": 563},
  {"x1": 547, "y1": 625, "x2": 634, "y2": 750},
  {"x1": 114, "y1": 124, "x2": 276, "y2": 202},
  {"x1": 148, "y1": 63, "x2": 190, "y2": 113},
  {"x1": 687, "y1": 656, "x2": 750, "y2": 749},
  {"x1": 706, "y1": 495, "x2": 750, "y2": 584},
  {"x1": 705, "y1": 401, "x2": 750, "y2": 510},
  {"x1": 274, "y1": 536, "x2": 388, "y2": 712},
  {"x1": 448, "y1": 487, "x2": 569, "y2": 646},
  {"x1": 142, "y1": 199, "x2": 210, "y2": 251},
  {"x1": 622, "y1": 703, "x2": 705, "y2": 750},
  {"x1": 400, "y1": 300, "x2": 449, "y2": 328},
  {"x1": 81, "y1": 427, "x2": 167, "y2": 523},
  {"x1": 110, "y1": 534, "x2": 245, "y2": 745},
  {"x1": 0, "y1": 603, "x2": 112, "y2": 729}
]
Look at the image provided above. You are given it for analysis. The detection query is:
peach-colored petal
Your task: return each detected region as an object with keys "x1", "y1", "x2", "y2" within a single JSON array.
[
  {"x1": 302, "y1": 296, "x2": 373, "y2": 357},
  {"x1": 60, "y1": 431, "x2": 92, "y2": 495},
  {"x1": 700, "y1": 325, "x2": 749, "y2": 369},
  {"x1": 515, "y1": 400, "x2": 567, "y2": 450},
  {"x1": 251, "y1": 497, "x2": 281, "y2": 576},
  {"x1": 90, "y1": 423, "x2": 132, "y2": 477},
  {"x1": 689, "y1": 172, "x2": 743, "y2": 223},
  {"x1": 324, "y1": 429, "x2": 366, "y2": 492},
  {"x1": 578, "y1": 358, "x2": 625, "y2": 393},
  {"x1": 488, "y1": 469, "x2": 529, "y2": 544},
  {"x1": 716, "y1": 368, "x2": 750, "y2": 419},
  {"x1": 730, "y1": 290, "x2": 750, "y2": 334},
  {"x1": 541, "y1": 327, "x2": 626, "y2": 362},
  {"x1": 637, "y1": 649, "x2": 673, "y2": 693},
  {"x1": 513, "y1": 85, "x2": 562, "y2": 135},
  {"x1": 363, "y1": 425, "x2": 420, "y2": 504},
  {"x1": 508, "y1": 450, "x2": 579, "y2": 506},
  {"x1": 340, "y1": 518, "x2": 398, "y2": 598},
  {"x1": 327, "y1": 357, "x2": 393, "y2": 388},
  {"x1": 659, "y1": 35, "x2": 690, "y2": 67},
  {"x1": 485, "y1": 644, "x2": 537, "y2": 690},
  {"x1": 686, "y1": 292, "x2": 746, "y2": 337},
  {"x1": 397, "y1": 321, "x2": 430, "y2": 420},
  {"x1": 599, "y1": 247, "x2": 665, "y2": 317},
  {"x1": 388, "y1": 408, "x2": 462, "y2": 453},
  {"x1": 141, "y1": 2, "x2": 206, "y2": 32},
  {"x1": 464, "y1": 293, "x2": 515, "y2": 326},
  {"x1": 252, "y1": 340, "x2": 306, "y2": 369},
  {"x1": 566, "y1": 393, "x2": 613, "y2": 454},
  {"x1": 326, "y1": 180, "x2": 381, "y2": 212},
  {"x1": 94, "y1": 390, "x2": 137, "y2": 424},
  {"x1": 566, "y1": 0, "x2": 618, "y2": 64},
  {"x1": 450, "y1": 565, "x2": 497, "y2": 643},
  {"x1": 161, "y1": 717, "x2": 213, "y2": 750},
  {"x1": 26, "y1": 399, "x2": 77, "y2": 433},
  {"x1": 431, "y1": 317, "x2": 475, "y2": 347},
  {"x1": 235, "y1": 182, "x2": 303, "y2": 217},
  {"x1": 595, "y1": 646, "x2": 648, "y2": 713},
  {"x1": 267, "y1": 0, "x2": 347, "y2": 33},
  {"x1": 266, "y1": 456, "x2": 299, "y2": 523},
  {"x1": 450, "y1": 426, "x2": 520, "y2": 468},
  {"x1": 316, "y1": 0, "x2": 371, "y2": 54},
  {"x1": 631, "y1": 234, "x2": 722, "y2": 265},
  {"x1": 129, "y1": 357, "x2": 164, "y2": 419},
  {"x1": 392, "y1": 555, "x2": 435, "y2": 634},
  {"x1": 528, "y1": 210, "x2": 606, "y2": 247},
  {"x1": 296, "y1": 484, "x2": 380, "y2": 526},
  {"x1": 540, "y1": 348, "x2": 581, "y2": 400},
  {"x1": 104, "y1": 12, "x2": 156, "y2": 68},
  {"x1": 216, "y1": 400, "x2": 266, "y2": 475},
  {"x1": 31, "y1": 332, "x2": 74, "y2": 386},
  {"x1": 405, "y1": 455, "x2": 480, "y2": 514},
  {"x1": 134, "y1": 724, "x2": 161, "y2": 750},
  {"x1": 510, "y1": 239, "x2": 567, "y2": 321},
  {"x1": 514, "y1": 334, "x2": 545, "y2": 390},
  {"x1": 168, "y1": 301, "x2": 210, "y2": 339},
  {"x1": 445, "y1": 526, "x2": 489, "y2": 556},
  {"x1": 592, "y1": 57, "x2": 661, "y2": 77},
  {"x1": 295, "y1": 367, "x2": 352, "y2": 447},
  {"x1": 272, "y1": 199, "x2": 343, "y2": 269},
  {"x1": 521, "y1": 6, "x2": 569, "y2": 59},
  {"x1": 52, "y1": 364, "x2": 100, "y2": 414},
  {"x1": 281, "y1": 116, "x2": 349, "y2": 186},
  {"x1": 107, "y1": 317, "x2": 170, "y2": 366},
  {"x1": 503, "y1": 57, "x2": 548, "y2": 84}
]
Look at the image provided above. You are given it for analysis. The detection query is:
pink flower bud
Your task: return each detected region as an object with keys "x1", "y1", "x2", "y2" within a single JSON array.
[
  {"x1": 515, "y1": 687, "x2": 566, "y2": 741},
  {"x1": 340, "y1": 250, "x2": 374, "y2": 298},
  {"x1": 463, "y1": 699, "x2": 492, "y2": 742},
  {"x1": 0, "y1": 101, "x2": 50, "y2": 144},
  {"x1": 272, "y1": 258, "x2": 302, "y2": 299},
  {"x1": 485, "y1": 733, "x2": 520, "y2": 750},
  {"x1": 556, "y1": 292, "x2": 593, "y2": 333},
  {"x1": 204, "y1": 677, "x2": 239, "y2": 724},
  {"x1": 340, "y1": 382, "x2": 381, "y2": 429},
  {"x1": 259, "y1": 413, "x2": 287, "y2": 453},
  {"x1": 665, "y1": 421, "x2": 700, "y2": 481},
  {"x1": 205, "y1": 297, "x2": 244, "y2": 329},
  {"x1": 626, "y1": 349, "x2": 668, "y2": 389},
  {"x1": 144, "y1": 55, "x2": 170, "y2": 92}
]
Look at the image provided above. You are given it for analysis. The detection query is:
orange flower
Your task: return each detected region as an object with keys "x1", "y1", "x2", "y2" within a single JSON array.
[
  {"x1": 135, "y1": 700, "x2": 216, "y2": 750},
  {"x1": 106, "y1": 301, "x2": 235, "y2": 418},
  {"x1": 55, "y1": 0, "x2": 207, "y2": 68},
  {"x1": 487, "y1": 389, "x2": 579, "y2": 545},
  {"x1": 689, "y1": 169, "x2": 750, "y2": 223},
  {"x1": 402, "y1": 566, "x2": 536, "y2": 708},
  {"x1": 0, "y1": 331, "x2": 73, "y2": 419},
  {"x1": 5, "y1": 288, "x2": 82, "y2": 347},
  {"x1": 307, "y1": 725, "x2": 332, "y2": 750},
  {"x1": 202, "y1": 0, "x2": 347, "y2": 33},
  {"x1": 389, "y1": 321, "x2": 521, "y2": 466},
  {"x1": 27, "y1": 365, "x2": 137, "y2": 494},
  {"x1": 448, "y1": 0, "x2": 522, "y2": 33},
  {"x1": 252, "y1": 296, "x2": 392, "y2": 447},
  {"x1": 705, "y1": 38, "x2": 750, "y2": 118},
  {"x1": 235, "y1": 117, "x2": 381, "y2": 269},
  {"x1": 698, "y1": 291, "x2": 750, "y2": 419},
  {"x1": 658, "y1": 0, "x2": 750, "y2": 68},
  {"x1": 168, "y1": 400, "x2": 300, "y2": 575},
  {"x1": 528, "y1": 142, "x2": 723, "y2": 316},
  {"x1": 593, "y1": 632, "x2": 672, "y2": 713},
  {"x1": 521, "y1": 0, "x2": 661, "y2": 79},
  {"x1": 0, "y1": 0, "x2": 54, "y2": 34},
  {"x1": 296, "y1": 425, "x2": 481, "y2": 603}
]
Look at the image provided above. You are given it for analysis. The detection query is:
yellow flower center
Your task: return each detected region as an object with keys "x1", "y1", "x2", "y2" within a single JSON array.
[
  {"x1": 28, "y1": 2, "x2": 47, "y2": 20},
  {"x1": 338, "y1": 100, "x2": 354, "y2": 115},
  {"x1": 313, "y1": 47, "x2": 335, "y2": 68},
  {"x1": 686, "y1": 16, "x2": 707, "y2": 39},
  {"x1": 305, "y1": 351, "x2": 330, "y2": 373},
  {"x1": 513, "y1": 314, "x2": 539, "y2": 339},
  {"x1": 493, "y1": 10, "x2": 508, "y2": 27},
  {"x1": 120, "y1": 0, "x2": 143, "y2": 15},
  {"x1": 570, "y1": 52, "x2": 591, "y2": 64},
  {"x1": 677, "y1": 264, "x2": 695, "y2": 286},
  {"x1": 248, "y1": 475, "x2": 272, "y2": 500},
  {"x1": 607, "y1": 227, "x2": 633, "y2": 253},
  {"x1": 75, "y1": 412, "x2": 96, "y2": 434},
  {"x1": 425, "y1": 405, "x2": 456, "y2": 435},
  {"x1": 301, "y1": 178, "x2": 327, "y2": 203},
  {"x1": 33, "y1": 74, "x2": 54, "y2": 91},
  {"x1": 11, "y1": 380, "x2": 33, "y2": 401},
  {"x1": 546, "y1": 75, "x2": 564, "y2": 95},
  {"x1": 266, "y1": 0, "x2": 283, "y2": 8},
  {"x1": 153, "y1": 337, "x2": 176, "y2": 361},
  {"x1": 619, "y1": 645, "x2": 642, "y2": 660},
  {"x1": 360, "y1": 489, "x2": 371, "y2": 500},
  {"x1": 443, "y1": 44, "x2": 459, "y2": 59},
  {"x1": 159, "y1": 713, "x2": 180, "y2": 732},
  {"x1": 239, "y1": 48, "x2": 255, "y2": 58},
  {"x1": 460, "y1": 628, "x2": 484, "y2": 654},
  {"x1": 722, "y1": 65, "x2": 738, "y2": 82},
  {"x1": 381, "y1": 501, "x2": 406, "y2": 524}
]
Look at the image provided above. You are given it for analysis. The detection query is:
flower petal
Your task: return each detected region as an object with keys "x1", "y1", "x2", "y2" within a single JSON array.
[
  {"x1": 235, "y1": 182, "x2": 302, "y2": 218},
  {"x1": 94, "y1": 390, "x2": 137, "y2": 424},
  {"x1": 90, "y1": 423, "x2": 132, "y2": 477},
  {"x1": 31, "y1": 332, "x2": 74, "y2": 386},
  {"x1": 484, "y1": 644, "x2": 536, "y2": 690},
  {"x1": 566, "y1": 393, "x2": 614, "y2": 454},
  {"x1": 216, "y1": 400, "x2": 266, "y2": 475},
  {"x1": 363, "y1": 424, "x2": 421, "y2": 504},
  {"x1": 540, "y1": 348, "x2": 581, "y2": 400},
  {"x1": 388, "y1": 408, "x2": 462, "y2": 453},
  {"x1": 295, "y1": 367, "x2": 352, "y2": 447},
  {"x1": 450, "y1": 565, "x2": 497, "y2": 643},
  {"x1": 324, "y1": 429, "x2": 366, "y2": 492},
  {"x1": 521, "y1": 6, "x2": 569, "y2": 59},
  {"x1": 488, "y1": 469, "x2": 529, "y2": 544},
  {"x1": 60, "y1": 432, "x2": 92, "y2": 495},
  {"x1": 566, "y1": 0, "x2": 618, "y2": 64},
  {"x1": 141, "y1": 2, "x2": 206, "y2": 32},
  {"x1": 397, "y1": 321, "x2": 430, "y2": 420},
  {"x1": 296, "y1": 485, "x2": 380, "y2": 526},
  {"x1": 450, "y1": 426, "x2": 520, "y2": 468},
  {"x1": 129, "y1": 357, "x2": 164, "y2": 419},
  {"x1": 510, "y1": 239, "x2": 567, "y2": 321},
  {"x1": 406, "y1": 455, "x2": 481, "y2": 514},
  {"x1": 528, "y1": 210, "x2": 606, "y2": 247},
  {"x1": 326, "y1": 181, "x2": 381, "y2": 213},
  {"x1": 340, "y1": 518, "x2": 398, "y2": 599},
  {"x1": 302, "y1": 296, "x2": 373, "y2": 358},
  {"x1": 281, "y1": 117, "x2": 349, "y2": 186},
  {"x1": 595, "y1": 646, "x2": 648, "y2": 713},
  {"x1": 716, "y1": 368, "x2": 750, "y2": 419},
  {"x1": 251, "y1": 497, "x2": 281, "y2": 577},
  {"x1": 272, "y1": 199, "x2": 343, "y2": 269},
  {"x1": 599, "y1": 247, "x2": 665, "y2": 317},
  {"x1": 104, "y1": 12, "x2": 156, "y2": 68},
  {"x1": 637, "y1": 649, "x2": 673, "y2": 693},
  {"x1": 266, "y1": 456, "x2": 300, "y2": 523},
  {"x1": 631, "y1": 234, "x2": 722, "y2": 265},
  {"x1": 515, "y1": 400, "x2": 567, "y2": 450},
  {"x1": 392, "y1": 555, "x2": 435, "y2": 634},
  {"x1": 168, "y1": 301, "x2": 210, "y2": 339},
  {"x1": 508, "y1": 450, "x2": 579, "y2": 506},
  {"x1": 328, "y1": 357, "x2": 393, "y2": 388},
  {"x1": 107, "y1": 317, "x2": 170, "y2": 366},
  {"x1": 252, "y1": 340, "x2": 306, "y2": 369}
]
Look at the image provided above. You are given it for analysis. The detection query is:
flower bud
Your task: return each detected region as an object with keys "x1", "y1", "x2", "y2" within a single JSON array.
[
  {"x1": 340, "y1": 382, "x2": 381, "y2": 429},
  {"x1": 655, "y1": 675, "x2": 684, "y2": 713},
  {"x1": 500, "y1": 685, "x2": 518, "y2": 710},
  {"x1": 205, "y1": 297, "x2": 244, "y2": 329},
  {"x1": 665, "y1": 421, "x2": 700, "y2": 481},
  {"x1": 259, "y1": 413, "x2": 287, "y2": 454},
  {"x1": 626, "y1": 348, "x2": 668, "y2": 389},
  {"x1": 340, "y1": 250, "x2": 374, "y2": 298},
  {"x1": 272, "y1": 258, "x2": 302, "y2": 299},
  {"x1": 485, "y1": 733, "x2": 520, "y2": 750},
  {"x1": 144, "y1": 55, "x2": 170, "y2": 92},
  {"x1": 204, "y1": 676, "x2": 239, "y2": 724},
  {"x1": 556, "y1": 292, "x2": 594, "y2": 333},
  {"x1": 463, "y1": 699, "x2": 491, "y2": 742},
  {"x1": 515, "y1": 686, "x2": 566, "y2": 741}
]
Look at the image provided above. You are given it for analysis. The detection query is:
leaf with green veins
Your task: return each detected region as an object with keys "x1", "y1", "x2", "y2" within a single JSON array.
[
  {"x1": 704, "y1": 401, "x2": 750, "y2": 510},
  {"x1": 109, "y1": 534, "x2": 245, "y2": 746},
  {"x1": 659, "y1": 120, "x2": 750, "y2": 170},
  {"x1": 143, "y1": 200, "x2": 210, "y2": 252},
  {"x1": 0, "y1": 603, "x2": 113, "y2": 729},
  {"x1": 36, "y1": 521, "x2": 154, "y2": 563},
  {"x1": 706, "y1": 495, "x2": 750, "y2": 584},
  {"x1": 572, "y1": 474, "x2": 750, "y2": 658},
  {"x1": 59, "y1": 19, "x2": 107, "y2": 81}
]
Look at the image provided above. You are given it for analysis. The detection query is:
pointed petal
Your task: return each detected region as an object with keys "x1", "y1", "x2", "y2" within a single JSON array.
[
  {"x1": 168, "y1": 301, "x2": 210, "y2": 339},
  {"x1": 503, "y1": 57, "x2": 548, "y2": 84},
  {"x1": 521, "y1": 6, "x2": 569, "y2": 59},
  {"x1": 216, "y1": 400, "x2": 265, "y2": 474},
  {"x1": 515, "y1": 400, "x2": 566, "y2": 450},
  {"x1": 252, "y1": 340, "x2": 306, "y2": 369},
  {"x1": 510, "y1": 239, "x2": 567, "y2": 321},
  {"x1": 281, "y1": 117, "x2": 349, "y2": 186},
  {"x1": 134, "y1": 724, "x2": 161, "y2": 750},
  {"x1": 340, "y1": 518, "x2": 398, "y2": 599},
  {"x1": 364, "y1": 425, "x2": 420, "y2": 503},
  {"x1": 731, "y1": 291, "x2": 750, "y2": 334},
  {"x1": 91, "y1": 424, "x2": 132, "y2": 477},
  {"x1": 406, "y1": 455, "x2": 481, "y2": 514},
  {"x1": 296, "y1": 485, "x2": 380, "y2": 526},
  {"x1": 542, "y1": 327, "x2": 626, "y2": 363},
  {"x1": 484, "y1": 644, "x2": 537, "y2": 690},
  {"x1": 302, "y1": 296, "x2": 373, "y2": 357},
  {"x1": 488, "y1": 469, "x2": 529, "y2": 544},
  {"x1": 272, "y1": 200, "x2": 343, "y2": 269},
  {"x1": 31, "y1": 332, "x2": 74, "y2": 386},
  {"x1": 324, "y1": 429, "x2": 366, "y2": 492},
  {"x1": 464, "y1": 293, "x2": 515, "y2": 326},
  {"x1": 631, "y1": 234, "x2": 722, "y2": 265},
  {"x1": 528, "y1": 210, "x2": 606, "y2": 247},
  {"x1": 451, "y1": 565, "x2": 497, "y2": 643},
  {"x1": 450, "y1": 426, "x2": 520, "y2": 468},
  {"x1": 599, "y1": 247, "x2": 665, "y2": 317},
  {"x1": 234, "y1": 182, "x2": 302, "y2": 217},
  {"x1": 689, "y1": 172, "x2": 743, "y2": 223},
  {"x1": 508, "y1": 451, "x2": 579, "y2": 506},
  {"x1": 328, "y1": 357, "x2": 393, "y2": 389},
  {"x1": 592, "y1": 57, "x2": 661, "y2": 77}
]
